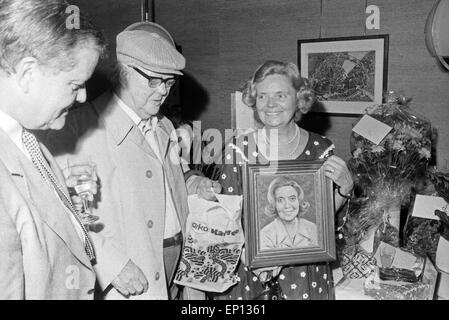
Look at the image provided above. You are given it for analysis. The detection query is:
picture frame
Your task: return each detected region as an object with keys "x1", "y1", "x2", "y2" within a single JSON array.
[
  {"x1": 243, "y1": 160, "x2": 335, "y2": 269},
  {"x1": 298, "y1": 35, "x2": 389, "y2": 114}
]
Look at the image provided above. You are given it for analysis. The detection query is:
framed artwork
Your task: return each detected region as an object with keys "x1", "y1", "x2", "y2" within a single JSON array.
[
  {"x1": 298, "y1": 35, "x2": 389, "y2": 114},
  {"x1": 243, "y1": 160, "x2": 335, "y2": 269}
]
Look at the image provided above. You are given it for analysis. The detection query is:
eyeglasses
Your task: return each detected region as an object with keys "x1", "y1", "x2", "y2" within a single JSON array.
[{"x1": 131, "y1": 67, "x2": 176, "y2": 89}]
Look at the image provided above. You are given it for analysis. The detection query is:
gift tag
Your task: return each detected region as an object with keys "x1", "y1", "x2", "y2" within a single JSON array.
[
  {"x1": 436, "y1": 237, "x2": 449, "y2": 273},
  {"x1": 352, "y1": 115, "x2": 392, "y2": 145},
  {"x1": 411, "y1": 194, "x2": 448, "y2": 221}
]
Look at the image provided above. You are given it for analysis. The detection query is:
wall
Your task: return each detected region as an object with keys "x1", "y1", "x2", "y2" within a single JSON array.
[{"x1": 74, "y1": 0, "x2": 449, "y2": 169}]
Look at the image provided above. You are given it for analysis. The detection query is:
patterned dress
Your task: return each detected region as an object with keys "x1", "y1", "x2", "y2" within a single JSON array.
[{"x1": 213, "y1": 130, "x2": 335, "y2": 300}]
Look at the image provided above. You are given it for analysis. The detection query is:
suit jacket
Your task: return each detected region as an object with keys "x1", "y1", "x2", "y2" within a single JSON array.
[
  {"x1": 0, "y1": 129, "x2": 96, "y2": 300},
  {"x1": 41, "y1": 91, "x2": 191, "y2": 299}
]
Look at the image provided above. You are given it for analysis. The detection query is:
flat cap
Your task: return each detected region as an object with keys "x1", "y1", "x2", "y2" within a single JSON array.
[{"x1": 116, "y1": 22, "x2": 185, "y2": 75}]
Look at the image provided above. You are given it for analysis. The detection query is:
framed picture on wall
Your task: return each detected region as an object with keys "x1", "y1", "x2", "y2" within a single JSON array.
[
  {"x1": 242, "y1": 160, "x2": 335, "y2": 269},
  {"x1": 298, "y1": 35, "x2": 389, "y2": 114}
]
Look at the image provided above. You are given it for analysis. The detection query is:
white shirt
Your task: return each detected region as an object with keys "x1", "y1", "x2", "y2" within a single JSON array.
[
  {"x1": 0, "y1": 109, "x2": 30, "y2": 159},
  {"x1": 0, "y1": 109, "x2": 85, "y2": 243},
  {"x1": 113, "y1": 93, "x2": 181, "y2": 239}
]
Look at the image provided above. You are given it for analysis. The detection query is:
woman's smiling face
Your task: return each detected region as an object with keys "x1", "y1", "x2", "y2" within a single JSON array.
[
  {"x1": 255, "y1": 74, "x2": 298, "y2": 130},
  {"x1": 274, "y1": 185, "x2": 300, "y2": 222}
]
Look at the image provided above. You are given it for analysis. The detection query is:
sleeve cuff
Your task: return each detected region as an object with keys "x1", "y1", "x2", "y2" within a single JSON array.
[
  {"x1": 185, "y1": 175, "x2": 203, "y2": 195},
  {"x1": 89, "y1": 233, "x2": 130, "y2": 290}
]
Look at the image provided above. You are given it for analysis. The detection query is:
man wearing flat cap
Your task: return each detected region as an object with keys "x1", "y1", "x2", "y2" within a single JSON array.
[{"x1": 41, "y1": 22, "x2": 221, "y2": 299}]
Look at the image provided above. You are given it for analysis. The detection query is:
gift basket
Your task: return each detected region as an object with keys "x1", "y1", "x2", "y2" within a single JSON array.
[{"x1": 336, "y1": 91, "x2": 439, "y2": 299}]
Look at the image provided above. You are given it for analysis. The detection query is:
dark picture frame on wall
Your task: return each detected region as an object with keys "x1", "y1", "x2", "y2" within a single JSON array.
[
  {"x1": 298, "y1": 34, "x2": 389, "y2": 114},
  {"x1": 243, "y1": 160, "x2": 335, "y2": 269}
]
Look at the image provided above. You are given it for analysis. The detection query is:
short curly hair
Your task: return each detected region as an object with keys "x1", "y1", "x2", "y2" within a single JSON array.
[
  {"x1": 241, "y1": 60, "x2": 316, "y2": 122},
  {"x1": 265, "y1": 176, "x2": 310, "y2": 219}
]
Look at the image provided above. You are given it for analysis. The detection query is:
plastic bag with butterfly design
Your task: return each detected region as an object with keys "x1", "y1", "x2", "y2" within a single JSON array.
[{"x1": 174, "y1": 193, "x2": 244, "y2": 292}]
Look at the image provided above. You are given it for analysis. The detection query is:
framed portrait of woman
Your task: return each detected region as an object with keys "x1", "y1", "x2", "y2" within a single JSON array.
[{"x1": 243, "y1": 160, "x2": 336, "y2": 269}]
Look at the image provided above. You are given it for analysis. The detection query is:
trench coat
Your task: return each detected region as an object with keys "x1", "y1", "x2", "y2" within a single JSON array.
[
  {"x1": 41, "y1": 91, "x2": 193, "y2": 299},
  {"x1": 0, "y1": 129, "x2": 96, "y2": 299}
]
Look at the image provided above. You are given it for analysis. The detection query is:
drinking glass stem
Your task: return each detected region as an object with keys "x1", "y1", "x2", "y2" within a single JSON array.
[{"x1": 80, "y1": 193, "x2": 90, "y2": 215}]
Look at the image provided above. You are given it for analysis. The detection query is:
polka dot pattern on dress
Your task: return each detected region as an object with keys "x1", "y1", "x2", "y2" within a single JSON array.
[
  {"x1": 305, "y1": 150, "x2": 311, "y2": 156},
  {"x1": 291, "y1": 284, "x2": 297, "y2": 290},
  {"x1": 300, "y1": 272, "x2": 306, "y2": 278},
  {"x1": 228, "y1": 187, "x2": 234, "y2": 193},
  {"x1": 221, "y1": 174, "x2": 227, "y2": 180},
  {"x1": 314, "y1": 141, "x2": 319, "y2": 146}
]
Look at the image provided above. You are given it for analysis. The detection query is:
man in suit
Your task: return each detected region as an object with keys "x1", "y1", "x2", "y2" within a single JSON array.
[
  {"x1": 0, "y1": 0, "x2": 105, "y2": 299},
  {"x1": 42, "y1": 22, "x2": 221, "y2": 299}
]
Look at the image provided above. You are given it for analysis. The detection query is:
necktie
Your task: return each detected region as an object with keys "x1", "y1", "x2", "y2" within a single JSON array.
[
  {"x1": 22, "y1": 129, "x2": 96, "y2": 262},
  {"x1": 138, "y1": 116, "x2": 158, "y2": 135}
]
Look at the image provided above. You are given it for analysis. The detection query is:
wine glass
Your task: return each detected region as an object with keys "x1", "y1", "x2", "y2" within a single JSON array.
[{"x1": 66, "y1": 157, "x2": 100, "y2": 226}]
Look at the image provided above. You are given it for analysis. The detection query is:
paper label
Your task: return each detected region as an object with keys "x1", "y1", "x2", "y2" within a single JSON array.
[
  {"x1": 352, "y1": 115, "x2": 392, "y2": 145},
  {"x1": 436, "y1": 237, "x2": 449, "y2": 273},
  {"x1": 411, "y1": 194, "x2": 448, "y2": 221}
]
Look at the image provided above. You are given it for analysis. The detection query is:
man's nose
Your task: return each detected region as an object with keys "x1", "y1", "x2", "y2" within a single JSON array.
[{"x1": 157, "y1": 82, "x2": 168, "y2": 95}]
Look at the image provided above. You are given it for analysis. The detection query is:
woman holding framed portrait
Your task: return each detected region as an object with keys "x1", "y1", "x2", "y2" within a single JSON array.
[{"x1": 212, "y1": 60, "x2": 354, "y2": 300}]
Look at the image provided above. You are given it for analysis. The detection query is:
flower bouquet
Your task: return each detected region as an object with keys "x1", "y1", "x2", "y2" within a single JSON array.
[{"x1": 340, "y1": 91, "x2": 433, "y2": 276}]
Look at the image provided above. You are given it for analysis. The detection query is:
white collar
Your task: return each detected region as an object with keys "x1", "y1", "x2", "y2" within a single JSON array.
[{"x1": 0, "y1": 109, "x2": 27, "y2": 155}]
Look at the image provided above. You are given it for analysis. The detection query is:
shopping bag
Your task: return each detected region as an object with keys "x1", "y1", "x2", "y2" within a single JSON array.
[{"x1": 174, "y1": 193, "x2": 244, "y2": 292}]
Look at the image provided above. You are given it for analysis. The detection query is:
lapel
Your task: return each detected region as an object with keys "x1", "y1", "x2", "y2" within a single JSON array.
[
  {"x1": 39, "y1": 142, "x2": 70, "y2": 195},
  {"x1": 94, "y1": 91, "x2": 160, "y2": 160},
  {"x1": 0, "y1": 129, "x2": 92, "y2": 270}
]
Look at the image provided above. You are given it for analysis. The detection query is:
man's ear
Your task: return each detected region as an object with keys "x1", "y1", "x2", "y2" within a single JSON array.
[{"x1": 14, "y1": 57, "x2": 39, "y2": 94}]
